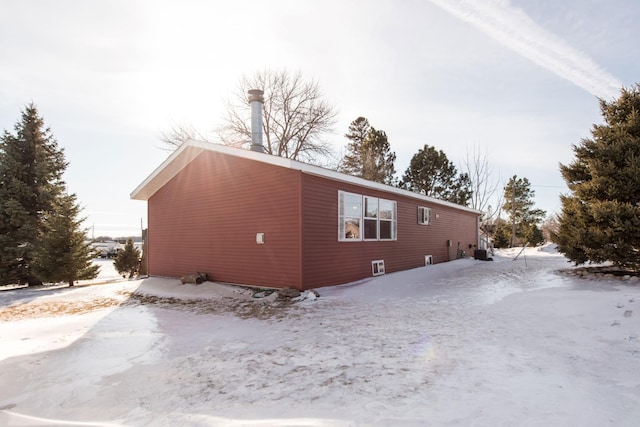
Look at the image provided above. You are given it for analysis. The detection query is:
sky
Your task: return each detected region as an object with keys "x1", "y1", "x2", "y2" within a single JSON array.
[{"x1": 1, "y1": 0, "x2": 638, "y2": 237}]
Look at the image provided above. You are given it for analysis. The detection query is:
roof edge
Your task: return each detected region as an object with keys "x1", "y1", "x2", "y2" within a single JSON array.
[
  {"x1": 130, "y1": 142, "x2": 205, "y2": 200},
  {"x1": 130, "y1": 139, "x2": 481, "y2": 215}
]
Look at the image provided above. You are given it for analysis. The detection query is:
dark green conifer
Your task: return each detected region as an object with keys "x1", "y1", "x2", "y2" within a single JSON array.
[
  {"x1": 554, "y1": 84, "x2": 640, "y2": 269},
  {"x1": 114, "y1": 239, "x2": 140, "y2": 279},
  {"x1": 502, "y1": 175, "x2": 546, "y2": 247},
  {"x1": 0, "y1": 104, "x2": 68, "y2": 285},
  {"x1": 339, "y1": 117, "x2": 397, "y2": 185},
  {"x1": 32, "y1": 193, "x2": 99, "y2": 286},
  {"x1": 400, "y1": 144, "x2": 472, "y2": 206}
]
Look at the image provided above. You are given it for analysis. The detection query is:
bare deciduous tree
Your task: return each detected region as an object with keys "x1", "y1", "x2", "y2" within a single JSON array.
[
  {"x1": 218, "y1": 69, "x2": 337, "y2": 163},
  {"x1": 461, "y1": 144, "x2": 503, "y2": 248},
  {"x1": 462, "y1": 144, "x2": 501, "y2": 219},
  {"x1": 158, "y1": 122, "x2": 211, "y2": 151}
]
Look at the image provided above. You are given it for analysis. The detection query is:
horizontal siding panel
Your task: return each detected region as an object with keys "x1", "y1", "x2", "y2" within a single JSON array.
[
  {"x1": 301, "y1": 174, "x2": 479, "y2": 288},
  {"x1": 146, "y1": 149, "x2": 478, "y2": 290},
  {"x1": 148, "y1": 151, "x2": 301, "y2": 288}
]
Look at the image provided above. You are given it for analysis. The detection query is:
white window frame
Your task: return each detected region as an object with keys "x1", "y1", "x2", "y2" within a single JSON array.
[
  {"x1": 418, "y1": 206, "x2": 431, "y2": 225},
  {"x1": 378, "y1": 198, "x2": 396, "y2": 241},
  {"x1": 363, "y1": 196, "x2": 379, "y2": 241},
  {"x1": 339, "y1": 191, "x2": 363, "y2": 241},
  {"x1": 338, "y1": 191, "x2": 397, "y2": 242},
  {"x1": 372, "y1": 260, "x2": 385, "y2": 276}
]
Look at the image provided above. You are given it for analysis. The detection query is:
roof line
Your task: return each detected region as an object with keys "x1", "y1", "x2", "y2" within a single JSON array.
[{"x1": 131, "y1": 139, "x2": 481, "y2": 214}]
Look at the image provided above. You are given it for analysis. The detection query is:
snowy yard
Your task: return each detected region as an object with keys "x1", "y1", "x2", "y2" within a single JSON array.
[{"x1": 1, "y1": 247, "x2": 639, "y2": 426}]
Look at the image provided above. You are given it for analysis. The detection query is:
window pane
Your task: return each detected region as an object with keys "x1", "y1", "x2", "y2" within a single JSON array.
[
  {"x1": 365, "y1": 197, "x2": 378, "y2": 218},
  {"x1": 344, "y1": 218, "x2": 360, "y2": 239},
  {"x1": 418, "y1": 206, "x2": 430, "y2": 224},
  {"x1": 345, "y1": 193, "x2": 362, "y2": 217},
  {"x1": 379, "y1": 199, "x2": 394, "y2": 220},
  {"x1": 364, "y1": 218, "x2": 378, "y2": 239},
  {"x1": 380, "y1": 220, "x2": 391, "y2": 239}
]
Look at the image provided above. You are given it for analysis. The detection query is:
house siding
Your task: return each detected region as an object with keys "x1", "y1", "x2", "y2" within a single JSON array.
[
  {"x1": 141, "y1": 143, "x2": 479, "y2": 290},
  {"x1": 300, "y1": 173, "x2": 478, "y2": 288},
  {"x1": 147, "y1": 151, "x2": 302, "y2": 288}
]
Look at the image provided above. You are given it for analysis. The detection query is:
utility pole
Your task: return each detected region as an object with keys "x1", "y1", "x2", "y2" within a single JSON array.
[{"x1": 510, "y1": 179, "x2": 517, "y2": 248}]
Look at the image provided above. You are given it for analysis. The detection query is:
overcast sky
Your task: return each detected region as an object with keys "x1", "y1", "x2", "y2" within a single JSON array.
[{"x1": 1, "y1": 0, "x2": 638, "y2": 237}]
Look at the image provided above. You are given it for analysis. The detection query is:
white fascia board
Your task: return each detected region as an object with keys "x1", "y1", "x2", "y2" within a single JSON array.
[{"x1": 130, "y1": 142, "x2": 205, "y2": 200}]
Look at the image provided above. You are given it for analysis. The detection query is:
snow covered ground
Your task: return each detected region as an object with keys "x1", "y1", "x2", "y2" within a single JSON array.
[{"x1": 1, "y1": 247, "x2": 639, "y2": 426}]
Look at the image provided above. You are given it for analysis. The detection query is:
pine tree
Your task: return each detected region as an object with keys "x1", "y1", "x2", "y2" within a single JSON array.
[
  {"x1": 339, "y1": 117, "x2": 397, "y2": 185},
  {"x1": 492, "y1": 219, "x2": 512, "y2": 248},
  {"x1": 554, "y1": 84, "x2": 640, "y2": 269},
  {"x1": 400, "y1": 144, "x2": 472, "y2": 205},
  {"x1": 341, "y1": 117, "x2": 371, "y2": 174},
  {"x1": 31, "y1": 193, "x2": 99, "y2": 286},
  {"x1": 502, "y1": 175, "x2": 546, "y2": 247},
  {"x1": 0, "y1": 104, "x2": 68, "y2": 285},
  {"x1": 114, "y1": 239, "x2": 140, "y2": 279}
]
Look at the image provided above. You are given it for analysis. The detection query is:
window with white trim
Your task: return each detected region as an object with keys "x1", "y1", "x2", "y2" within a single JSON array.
[
  {"x1": 379, "y1": 199, "x2": 396, "y2": 240},
  {"x1": 418, "y1": 206, "x2": 431, "y2": 225},
  {"x1": 364, "y1": 196, "x2": 378, "y2": 240},
  {"x1": 339, "y1": 192, "x2": 362, "y2": 240},
  {"x1": 339, "y1": 191, "x2": 396, "y2": 241},
  {"x1": 372, "y1": 260, "x2": 385, "y2": 276}
]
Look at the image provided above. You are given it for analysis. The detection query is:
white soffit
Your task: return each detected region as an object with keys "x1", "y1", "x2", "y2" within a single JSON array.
[{"x1": 130, "y1": 143, "x2": 205, "y2": 200}]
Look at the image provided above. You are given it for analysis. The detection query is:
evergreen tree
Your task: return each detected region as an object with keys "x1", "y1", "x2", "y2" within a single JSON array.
[
  {"x1": 554, "y1": 84, "x2": 640, "y2": 269},
  {"x1": 0, "y1": 104, "x2": 68, "y2": 285},
  {"x1": 340, "y1": 117, "x2": 371, "y2": 176},
  {"x1": 524, "y1": 222, "x2": 546, "y2": 247},
  {"x1": 400, "y1": 144, "x2": 472, "y2": 205},
  {"x1": 31, "y1": 193, "x2": 99, "y2": 286},
  {"x1": 114, "y1": 239, "x2": 141, "y2": 279},
  {"x1": 339, "y1": 117, "x2": 397, "y2": 185},
  {"x1": 502, "y1": 175, "x2": 546, "y2": 247},
  {"x1": 492, "y1": 219, "x2": 512, "y2": 248}
]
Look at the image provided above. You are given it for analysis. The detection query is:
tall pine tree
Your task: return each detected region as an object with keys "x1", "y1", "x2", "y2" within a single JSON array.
[
  {"x1": 0, "y1": 104, "x2": 68, "y2": 285},
  {"x1": 32, "y1": 193, "x2": 99, "y2": 286},
  {"x1": 0, "y1": 103, "x2": 96, "y2": 285},
  {"x1": 400, "y1": 144, "x2": 472, "y2": 205},
  {"x1": 554, "y1": 84, "x2": 640, "y2": 269},
  {"x1": 502, "y1": 175, "x2": 546, "y2": 247},
  {"x1": 339, "y1": 117, "x2": 397, "y2": 185}
]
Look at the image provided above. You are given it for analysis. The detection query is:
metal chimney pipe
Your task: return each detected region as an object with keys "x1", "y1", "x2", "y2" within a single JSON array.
[{"x1": 248, "y1": 89, "x2": 265, "y2": 153}]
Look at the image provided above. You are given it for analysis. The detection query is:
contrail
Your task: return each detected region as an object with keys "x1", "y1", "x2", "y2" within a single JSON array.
[{"x1": 428, "y1": 0, "x2": 621, "y2": 99}]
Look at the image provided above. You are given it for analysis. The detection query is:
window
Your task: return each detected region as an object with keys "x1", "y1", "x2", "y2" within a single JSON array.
[
  {"x1": 339, "y1": 192, "x2": 362, "y2": 240},
  {"x1": 339, "y1": 191, "x2": 396, "y2": 241},
  {"x1": 379, "y1": 199, "x2": 396, "y2": 240},
  {"x1": 364, "y1": 196, "x2": 378, "y2": 240},
  {"x1": 372, "y1": 260, "x2": 385, "y2": 276},
  {"x1": 418, "y1": 206, "x2": 431, "y2": 225}
]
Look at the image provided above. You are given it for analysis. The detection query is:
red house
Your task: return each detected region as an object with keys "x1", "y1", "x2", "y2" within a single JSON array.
[{"x1": 131, "y1": 140, "x2": 480, "y2": 290}]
